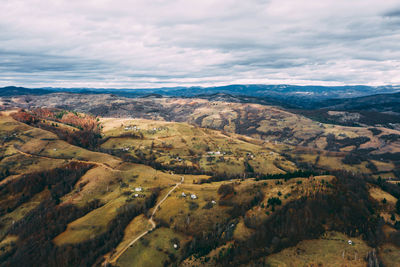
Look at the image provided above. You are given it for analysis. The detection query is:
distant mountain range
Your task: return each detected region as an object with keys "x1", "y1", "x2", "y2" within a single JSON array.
[
  {"x1": 0, "y1": 86, "x2": 54, "y2": 96},
  {"x1": 1, "y1": 84, "x2": 400, "y2": 113},
  {"x1": 2, "y1": 84, "x2": 400, "y2": 128},
  {"x1": 311, "y1": 92, "x2": 400, "y2": 112},
  {"x1": 1, "y1": 84, "x2": 400, "y2": 99}
]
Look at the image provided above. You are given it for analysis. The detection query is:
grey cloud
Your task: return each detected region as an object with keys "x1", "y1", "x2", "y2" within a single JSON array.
[
  {"x1": 384, "y1": 9, "x2": 400, "y2": 17},
  {"x1": 0, "y1": 50, "x2": 109, "y2": 74},
  {"x1": 0, "y1": 0, "x2": 399, "y2": 88}
]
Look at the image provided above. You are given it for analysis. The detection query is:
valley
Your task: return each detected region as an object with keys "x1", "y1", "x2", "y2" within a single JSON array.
[
  {"x1": 2, "y1": 0, "x2": 400, "y2": 265},
  {"x1": 0, "y1": 92, "x2": 399, "y2": 266}
]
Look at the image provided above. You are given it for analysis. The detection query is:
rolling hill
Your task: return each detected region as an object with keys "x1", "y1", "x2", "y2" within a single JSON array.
[{"x1": 0, "y1": 90, "x2": 400, "y2": 266}]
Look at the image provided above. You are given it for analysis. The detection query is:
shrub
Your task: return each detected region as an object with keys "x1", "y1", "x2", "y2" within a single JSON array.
[
  {"x1": 218, "y1": 184, "x2": 234, "y2": 197},
  {"x1": 396, "y1": 199, "x2": 400, "y2": 215},
  {"x1": 203, "y1": 202, "x2": 213, "y2": 210},
  {"x1": 267, "y1": 197, "x2": 282, "y2": 207},
  {"x1": 189, "y1": 201, "x2": 199, "y2": 211}
]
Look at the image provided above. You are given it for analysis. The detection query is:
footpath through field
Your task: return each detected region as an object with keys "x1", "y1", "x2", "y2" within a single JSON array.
[{"x1": 108, "y1": 175, "x2": 184, "y2": 265}]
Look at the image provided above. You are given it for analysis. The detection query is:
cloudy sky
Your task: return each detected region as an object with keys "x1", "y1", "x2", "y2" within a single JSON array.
[{"x1": 1, "y1": 0, "x2": 400, "y2": 88}]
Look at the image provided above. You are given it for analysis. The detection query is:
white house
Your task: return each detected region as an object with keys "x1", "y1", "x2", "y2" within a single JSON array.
[
  {"x1": 190, "y1": 194, "x2": 197, "y2": 199},
  {"x1": 207, "y1": 151, "x2": 222, "y2": 155},
  {"x1": 135, "y1": 187, "x2": 142, "y2": 192},
  {"x1": 181, "y1": 192, "x2": 186, "y2": 197}
]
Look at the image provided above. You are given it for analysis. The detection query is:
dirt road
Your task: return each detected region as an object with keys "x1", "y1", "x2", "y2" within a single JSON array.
[
  {"x1": 108, "y1": 176, "x2": 184, "y2": 264},
  {"x1": 14, "y1": 146, "x2": 121, "y2": 172}
]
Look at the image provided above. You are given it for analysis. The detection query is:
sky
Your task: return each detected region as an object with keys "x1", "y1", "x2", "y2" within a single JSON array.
[{"x1": 1, "y1": 0, "x2": 400, "y2": 88}]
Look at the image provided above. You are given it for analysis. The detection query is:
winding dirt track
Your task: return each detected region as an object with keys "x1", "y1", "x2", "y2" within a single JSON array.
[
  {"x1": 16, "y1": 147, "x2": 185, "y2": 265},
  {"x1": 109, "y1": 175, "x2": 184, "y2": 264},
  {"x1": 14, "y1": 147, "x2": 121, "y2": 172}
]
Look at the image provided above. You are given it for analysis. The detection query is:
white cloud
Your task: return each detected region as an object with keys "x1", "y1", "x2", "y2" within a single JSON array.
[{"x1": 0, "y1": 0, "x2": 399, "y2": 88}]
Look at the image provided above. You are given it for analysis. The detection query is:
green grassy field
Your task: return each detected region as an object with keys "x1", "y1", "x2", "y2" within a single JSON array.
[
  {"x1": 100, "y1": 118, "x2": 295, "y2": 177},
  {"x1": 263, "y1": 231, "x2": 372, "y2": 267},
  {"x1": 116, "y1": 227, "x2": 188, "y2": 267}
]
